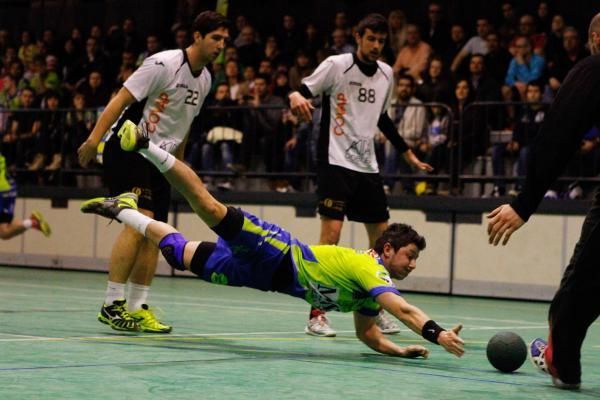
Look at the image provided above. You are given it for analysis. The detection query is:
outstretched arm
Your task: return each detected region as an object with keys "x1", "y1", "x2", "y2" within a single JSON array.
[
  {"x1": 353, "y1": 311, "x2": 429, "y2": 358},
  {"x1": 376, "y1": 292, "x2": 464, "y2": 357}
]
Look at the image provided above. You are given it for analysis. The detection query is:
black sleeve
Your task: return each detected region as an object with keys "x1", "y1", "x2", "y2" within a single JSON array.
[
  {"x1": 377, "y1": 113, "x2": 409, "y2": 153},
  {"x1": 510, "y1": 57, "x2": 600, "y2": 221},
  {"x1": 298, "y1": 84, "x2": 314, "y2": 99}
]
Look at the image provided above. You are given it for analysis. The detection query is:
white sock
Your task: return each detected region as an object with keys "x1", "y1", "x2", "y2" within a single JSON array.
[
  {"x1": 139, "y1": 142, "x2": 175, "y2": 173},
  {"x1": 22, "y1": 219, "x2": 32, "y2": 229},
  {"x1": 105, "y1": 281, "x2": 126, "y2": 304},
  {"x1": 118, "y1": 209, "x2": 153, "y2": 235},
  {"x1": 128, "y1": 283, "x2": 150, "y2": 311}
]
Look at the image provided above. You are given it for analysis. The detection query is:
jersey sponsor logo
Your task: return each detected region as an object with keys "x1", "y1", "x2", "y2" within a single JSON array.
[
  {"x1": 321, "y1": 198, "x2": 344, "y2": 212},
  {"x1": 176, "y1": 83, "x2": 189, "y2": 89},
  {"x1": 349, "y1": 81, "x2": 362, "y2": 87},
  {"x1": 377, "y1": 270, "x2": 393, "y2": 286},
  {"x1": 159, "y1": 140, "x2": 179, "y2": 154},
  {"x1": 145, "y1": 92, "x2": 170, "y2": 134},
  {"x1": 333, "y1": 93, "x2": 347, "y2": 136},
  {"x1": 344, "y1": 139, "x2": 372, "y2": 166},
  {"x1": 154, "y1": 61, "x2": 165, "y2": 67}
]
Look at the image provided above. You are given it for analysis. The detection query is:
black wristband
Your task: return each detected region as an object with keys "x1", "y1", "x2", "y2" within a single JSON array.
[{"x1": 422, "y1": 320, "x2": 445, "y2": 344}]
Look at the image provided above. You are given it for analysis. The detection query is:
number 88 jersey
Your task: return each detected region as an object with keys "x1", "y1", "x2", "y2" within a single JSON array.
[{"x1": 302, "y1": 53, "x2": 394, "y2": 173}]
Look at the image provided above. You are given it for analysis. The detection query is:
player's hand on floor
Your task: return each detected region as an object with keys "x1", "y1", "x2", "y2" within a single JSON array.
[
  {"x1": 486, "y1": 204, "x2": 525, "y2": 246},
  {"x1": 438, "y1": 324, "x2": 465, "y2": 357},
  {"x1": 400, "y1": 345, "x2": 429, "y2": 358}
]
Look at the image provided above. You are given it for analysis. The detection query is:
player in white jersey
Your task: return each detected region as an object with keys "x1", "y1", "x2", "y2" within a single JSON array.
[
  {"x1": 289, "y1": 14, "x2": 433, "y2": 337},
  {"x1": 77, "y1": 11, "x2": 230, "y2": 333}
]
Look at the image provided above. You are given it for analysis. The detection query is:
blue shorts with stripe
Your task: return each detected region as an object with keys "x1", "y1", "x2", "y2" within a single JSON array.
[
  {"x1": 200, "y1": 210, "x2": 306, "y2": 298},
  {"x1": 0, "y1": 183, "x2": 17, "y2": 223}
]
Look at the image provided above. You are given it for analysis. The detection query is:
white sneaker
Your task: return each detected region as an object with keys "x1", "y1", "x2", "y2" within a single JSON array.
[
  {"x1": 568, "y1": 184, "x2": 583, "y2": 200},
  {"x1": 375, "y1": 312, "x2": 401, "y2": 334},
  {"x1": 544, "y1": 190, "x2": 558, "y2": 199},
  {"x1": 305, "y1": 314, "x2": 336, "y2": 337},
  {"x1": 529, "y1": 338, "x2": 581, "y2": 390}
]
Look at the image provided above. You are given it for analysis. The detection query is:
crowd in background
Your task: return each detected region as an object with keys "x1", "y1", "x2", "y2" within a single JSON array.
[{"x1": 1, "y1": 1, "x2": 599, "y2": 197}]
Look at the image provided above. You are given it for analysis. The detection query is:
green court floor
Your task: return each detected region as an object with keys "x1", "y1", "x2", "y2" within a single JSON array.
[{"x1": 0, "y1": 266, "x2": 598, "y2": 400}]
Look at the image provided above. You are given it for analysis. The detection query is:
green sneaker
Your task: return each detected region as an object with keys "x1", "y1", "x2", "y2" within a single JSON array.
[
  {"x1": 129, "y1": 304, "x2": 172, "y2": 333},
  {"x1": 118, "y1": 120, "x2": 149, "y2": 152},
  {"x1": 80, "y1": 193, "x2": 138, "y2": 222},
  {"x1": 30, "y1": 210, "x2": 51, "y2": 237},
  {"x1": 98, "y1": 299, "x2": 140, "y2": 332}
]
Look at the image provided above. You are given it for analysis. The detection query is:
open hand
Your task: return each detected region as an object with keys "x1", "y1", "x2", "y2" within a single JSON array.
[
  {"x1": 438, "y1": 324, "x2": 465, "y2": 357},
  {"x1": 487, "y1": 204, "x2": 525, "y2": 246},
  {"x1": 400, "y1": 345, "x2": 430, "y2": 358}
]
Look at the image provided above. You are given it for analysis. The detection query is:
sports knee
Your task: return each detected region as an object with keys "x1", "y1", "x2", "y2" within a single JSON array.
[{"x1": 158, "y1": 232, "x2": 188, "y2": 271}]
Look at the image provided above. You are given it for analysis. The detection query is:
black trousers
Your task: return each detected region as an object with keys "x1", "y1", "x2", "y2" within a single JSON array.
[{"x1": 548, "y1": 188, "x2": 600, "y2": 383}]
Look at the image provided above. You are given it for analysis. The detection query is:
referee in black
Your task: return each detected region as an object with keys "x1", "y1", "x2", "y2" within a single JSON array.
[{"x1": 487, "y1": 13, "x2": 600, "y2": 390}]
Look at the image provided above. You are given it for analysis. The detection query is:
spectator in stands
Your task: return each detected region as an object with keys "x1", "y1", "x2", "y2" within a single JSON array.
[
  {"x1": 498, "y1": 1, "x2": 518, "y2": 47},
  {"x1": 278, "y1": 14, "x2": 302, "y2": 66},
  {"x1": 18, "y1": 30, "x2": 38, "y2": 70},
  {"x1": 333, "y1": 11, "x2": 352, "y2": 40},
  {"x1": 483, "y1": 31, "x2": 512, "y2": 85},
  {"x1": 451, "y1": 17, "x2": 491, "y2": 74},
  {"x1": 422, "y1": 1, "x2": 449, "y2": 54},
  {"x1": 237, "y1": 25, "x2": 262, "y2": 68},
  {"x1": 173, "y1": 26, "x2": 190, "y2": 49},
  {"x1": 116, "y1": 49, "x2": 137, "y2": 86},
  {"x1": 258, "y1": 59, "x2": 274, "y2": 78},
  {"x1": 503, "y1": 36, "x2": 545, "y2": 100},
  {"x1": 243, "y1": 65, "x2": 256, "y2": 97},
  {"x1": 301, "y1": 23, "x2": 323, "y2": 63},
  {"x1": 545, "y1": 14, "x2": 566, "y2": 65},
  {"x1": 273, "y1": 70, "x2": 291, "y2": 99},
  {"x1": 536, "y1": 0, "x2": 552, "y2": 34},
  {"x1": 198, "y1": 82, "x2": 243, "y2": 191},
  {"x1": 263, "y1": 36, "x2": 283, "y2": 68},
  {"x1": 61, "y1": 38, "x2": 81, "y2": 94},
  {"x1": 0, "y1": 29, "x2": 10, "y2": 58},
  {"x1": 425, "y1": 102, "x2": 451, "y2": 195},
  {"x1": 4, "y1": 87, "x2": 40, "y2": 168},
  {"x1": 41, "y1": 28, "x2": 59, "y2": 57},
  {"x1": 0, "y1": 59, "x2": 29, "y2": 110},
  {"x1": 387, "y1": 9, "x2": 407, "y2": 59},
  {"x1": 415, "y1": 55, "x2": 451, "y2": 104},
  {"x1": 29, "y1": 91, "x2": 63, "y2": 171},
  {"x1": 468, "y1": 54, "x2": 501, "y2": 102},
  {"x1": 443, "y1": 24, "x2": 467, "y2": 69},
  {"x1": 224, "y1": 44, "x2": 239, "y2": 63},
  {"x1": 136, "y1": 34, "x2": 162, "y2": 66},
  {"x1": 77, "y1": 70, "x2": 111, "y2": 108},
  {"x1": 383, "y1": 74, "x2": 428, "y2": 194},
  {"x1": 330, "y1": 28, "x2": 355, "y2": 55},
  {"x1": 64, "y1": 92, "x2": 95, "y2": 170},
  {"x1": 223, "y1": 60, "x2": 248, "y2": 103},
  {"x1": 232, "y1": 15, "x2": 249, "y2": 47},
  {"x1": 29, "y1": 55, "x2": 61, "y2": 98},
  {"x1": 492, "y1": 81, "x2": 546, "y2": 196},
  {"x1": 76, "y1": 37, "x2": 109, "y2": 86},
  {"x1": 288, "y1": 50, "x2": 314, "y2": 91},
  {"x1": 510, "y1": 14, "x2": 546, "y2": 56},
  {"x1": 450, "y1": 79, "x2": 484, "y2": 174},
  {"x1": 244, "y1": 74, "x2": 285, "y2": 180},
  {"x1": 547, "y1": 27, "x2": 587, "y2": 100},
  {"x1": 393, "y1": 24, "x2": 432, "y2": 80}
]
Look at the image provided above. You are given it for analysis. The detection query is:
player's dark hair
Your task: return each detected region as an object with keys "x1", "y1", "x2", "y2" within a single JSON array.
[
  {"x1": 192, "y1": 11, "x2": 230, "y2": 37},
  {"x1": 373, "y1": 223, "x2": 426, "y2": 254},
  {"x1": 356, "y1": 13, "x2": 388, "y2": 36}
]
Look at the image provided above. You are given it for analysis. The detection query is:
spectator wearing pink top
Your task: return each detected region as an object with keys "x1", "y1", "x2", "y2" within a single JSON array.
[{"x1": 392, "y1": 24, "x2": 431, "y2": 80}]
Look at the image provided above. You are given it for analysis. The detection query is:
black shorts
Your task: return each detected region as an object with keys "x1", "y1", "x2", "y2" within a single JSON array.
[
  {"x1": 103, "y1": 135, "x2": 170, "y2": 222},
  {"x1": 316, "y1": 165, "x2": 389, "y2": 223}
]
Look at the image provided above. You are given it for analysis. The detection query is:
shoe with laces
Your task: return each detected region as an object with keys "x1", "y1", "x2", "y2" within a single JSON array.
[
  {"x1": 98, "y1": 299, "x2": 140, "y2": 332},
  {"x1": 375, "y1": 312, "x2": 401, "y2": 334},
  {"x1": 80, "y1": 193, "x2": 138, "y2": 222},
  {"x1": 305, "y1": 314, "x2": 336, "y2": 337},
  {"x1": 30, "y1": 211, "x2": 51, "y2": 237},
  {"x1": 129, "y1": 304, "x2": 172, "y2": 333},
  {"x1": 118, "y1": 120, "x2": 149, "y2": 152},
  {"x1": 529, "y1": 338, "x2": 581, "y2": 390}
]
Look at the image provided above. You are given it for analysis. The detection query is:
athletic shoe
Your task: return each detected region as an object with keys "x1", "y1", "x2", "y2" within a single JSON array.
[
  {"x1": 305, "y1": 314, "x2": 336, "y2": 337},
  {"x1": 375, "y1": 312, "x2": 401, "y2": 334},
  {"x1": 98, "y1": 299, "x2": 140, "y2": 332},
  {"x1": 118, "y1": 120, "x2": 149, "y2": 152},
  {"x1": 80, "y1": 193, "x2": 138, "y2": 222},
  {"x1": 129, "y1": 304, "x2": 172, "y2": 333},
  {"x1": 30, "y1": 211, "x2": 51, "y2": 237},
  {"x1": 529, "y1": 338, "x2": 581, "y2": 390}
]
